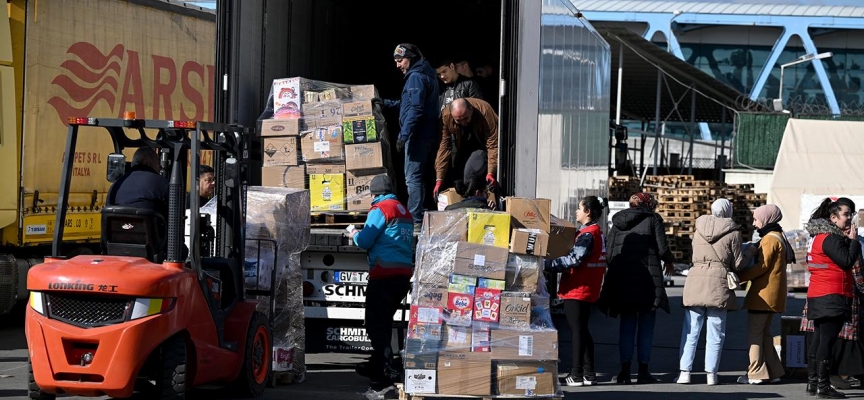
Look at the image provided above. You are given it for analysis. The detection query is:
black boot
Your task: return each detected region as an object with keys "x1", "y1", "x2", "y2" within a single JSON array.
[
  {"x1": 615, "y1": 362, "x2": 632, "y2": 384},
  {"x1": 817, "y1": 359, "x2": 846, "y2": 399},
  {"x1": 637, "y1": 363, "x2": 659, "y2": 384},
  {"x1": 807, "y1": 356, "x2": 817, "y2": 396}
]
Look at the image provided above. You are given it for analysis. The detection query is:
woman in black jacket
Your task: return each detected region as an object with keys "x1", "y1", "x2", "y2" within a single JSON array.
[
  {"x1": 804, "y1": 198, "x2": 861, "y2": 398},
  {"x1": 597, "y1": 192, "x2": 675, "y2": 384}
]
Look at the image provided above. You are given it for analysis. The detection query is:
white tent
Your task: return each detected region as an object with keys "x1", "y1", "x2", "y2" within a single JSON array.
[{"x1": 769, "y1": 119, "x2": 864, "y2": 230}]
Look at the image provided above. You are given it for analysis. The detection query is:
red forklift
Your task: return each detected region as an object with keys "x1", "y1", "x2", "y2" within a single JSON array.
[{"x1": 25, "y1": 117, "x2": 275, "y2": 399}]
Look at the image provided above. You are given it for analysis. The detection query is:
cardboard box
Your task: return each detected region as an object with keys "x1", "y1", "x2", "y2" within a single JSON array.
[
  {"x1": 446, "y1": 287, "x2": 475, "y2": 327},
  {"x1": 416, "y1": 285, "x2": 449, "y2": 308},
  {"x1": 350, "y1": 85, "x2": 376, "y2": 100},
  {"x1": 261, "y1": 165, "x2": 304, "y2": 189},
  {"x1": 423, "y1": 211, "x2": 468, "y2": 242},
  {"x1": 408, "y1": 322, "x2": 443, "y2": 341},
  {"x1": 260, "y1": 118, "x2": 300, "y2": 136},
  {"x1": 308, "y1": 169, "x2": 345, "y2": 211},
  {"x1": 495, "y1": 361, "x2": 557, "y2": 396},
  {"x1": 404, "y1": 369, "x2": 437, "y2": 394},
  {"x1": 478, "y1": 278, "x2": 506, "y2": 290},
  {"x1": 404, "y1": 339, "x2": 440, "y2": 369},
  {"x1": 449, "y1": 274, "x2": 477, "y2": 286},
  {"x1": 472, "y1": 322, "x2": 492, "y2": 352},
  {"x1": 300, "y1": 125, "x2": 344, "y2": 162},
  {"x1": 262, "y1": 136, "x2": 298, "y2": 166},
  {"x1": 498, "y1": 292, "x2": 532, "y2": 330},
  {"x1": 437, "y1": 352, "x2": 492, "y2": 396},
  {"x1": 342, "y1": 117, "x2": 378, "y2": 144},
  {"x1": 410, "y1": 304, "x2": 443, "y2": 324},
  {"x1": 490, "y1": 329, "x2": 558, "y2": 360},
  {"x1": 546, "y1": 214, "x2": 579, "y2": 259},
  {"x1": 505, "y1": 254, "x2": 541, "y2": 292},
  {"x1": 453, "y1": 242, "x2": 508, "y2": 280},
  {"x1": 510, "y1": 229, "x2": 549, "y2": 256},
  {"x1": 345, "y1": 142, "x2": 384, "y2": 171},
  {"x1": 306, "y1": 163, "x2": 346, "y2": 175},
  {"x1": 272, "y1": 77, "x2": 302, "y2": 119},
  {"x1": 443, "y1": 326, "x2": 473, "y2": 350},
  {"x1": 506, "y1": 197, "x2": 552, "y2": 232},
  {"x1": 342, "y1": 100, "x2": 374, "y2": 119},
  {"x1": 437, "y1": 188, "x2": 463, "y2": 211},
  {"x1": 345, "y1": 170, "x2": 386, "y2": 211},
  {"x1": 467, "y1": 210, "x2": 511, "y2": 249},
  {"x1": 417, "y1": 242, "x2": 456, "y2": 286},
  {"x1": 473, "y1": 287, "x2": 501, "y2": 323},
  {"x1": 301, "y1": 100, "x2": 343, "y2": 127}
]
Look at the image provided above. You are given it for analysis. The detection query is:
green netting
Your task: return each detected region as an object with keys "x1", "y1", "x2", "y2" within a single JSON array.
[{"x1": 735, "y1": 112, "x2": 790, "y2": 169}]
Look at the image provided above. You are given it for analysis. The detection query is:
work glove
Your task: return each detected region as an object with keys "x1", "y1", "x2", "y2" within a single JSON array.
[
  {"x1": 396, "y1": 138, "x2": 405, "y2": 153},
  {"x1": 486, "y1": 173, "x2": 497, "y2": 189},
  {"x1": 433, "y1": 181, "x2": 443, "y2": 198}
]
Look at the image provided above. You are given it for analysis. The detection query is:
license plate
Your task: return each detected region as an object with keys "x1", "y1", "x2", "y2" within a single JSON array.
[{"x1": 334, "y1": 271, "x2": 368, "y2": 285}]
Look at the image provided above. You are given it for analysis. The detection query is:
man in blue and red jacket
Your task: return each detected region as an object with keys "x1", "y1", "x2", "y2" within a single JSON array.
[{"x1": 349, "y1": 175, "x2": 414, "y2": 394}]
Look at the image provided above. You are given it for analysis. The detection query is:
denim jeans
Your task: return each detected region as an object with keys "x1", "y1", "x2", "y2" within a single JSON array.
[
  {"x1": 404, "y1": 138, "x2": 432, "y2": 224},
  {"x1": 679, "y1": 307, "x2": 727, "y2": 373},
  {"x1": 619, "y1": 310, "x2": 656, "y2": 364}
]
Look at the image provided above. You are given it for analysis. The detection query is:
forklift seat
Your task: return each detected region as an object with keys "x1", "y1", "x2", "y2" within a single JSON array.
[{"x1": 101, "y1": 206, "x2": 167, "y2": 263}]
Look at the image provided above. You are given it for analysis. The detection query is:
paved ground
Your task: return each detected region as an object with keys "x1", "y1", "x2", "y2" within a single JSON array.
[{"x1": 0, "y1": 276, "x2": 859, "y2": 399}]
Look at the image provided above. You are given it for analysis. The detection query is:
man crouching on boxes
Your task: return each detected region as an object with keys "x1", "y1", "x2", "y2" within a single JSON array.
[{"x1": 348, "y1": 175, "x2": 414, "y2": 397}]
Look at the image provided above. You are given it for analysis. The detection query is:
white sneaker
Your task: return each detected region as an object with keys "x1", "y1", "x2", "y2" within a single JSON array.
[
  {"x1": 707, "y1": 373, "x2": 718, "y2": 385},
  {"x1": 563, "y1": 374, "x2": 584, "y2": 387},
  {"x1": 583, "y1": 377, "x2": 596, "y2": 386},
  {"x1": 737, "y1": 375, "x2": 764, "y2": 384},
  {"x1": 676, "y1": 371, "x2": 691, "y2": 384}
]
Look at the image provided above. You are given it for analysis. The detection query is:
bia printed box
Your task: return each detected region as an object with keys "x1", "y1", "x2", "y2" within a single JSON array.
[
  {"x1": 346, "y1": 169, "x2": 386, "y2": 211},
  {"x1": 467, "y1": 210, "x2": 511, "y2": 249}
]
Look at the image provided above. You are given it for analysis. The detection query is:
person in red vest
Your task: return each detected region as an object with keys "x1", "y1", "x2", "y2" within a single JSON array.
[
  {"x1": 804, "y1": 198, "x2": 861, "y2": 399},
  {"x1": 545, "y1": 196, "x2": 608, "y2": 387}
]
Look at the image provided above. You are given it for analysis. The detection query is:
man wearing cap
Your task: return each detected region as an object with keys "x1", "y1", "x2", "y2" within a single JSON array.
[
  {"x1": 348, "y1": 175, "x2": 414, "y2": 395},
  {"x1": 383, "y1": 43, "x2": 439, "y2": 229},
  {"x1": 434, "y1": 97, "x2": 499, "y2": 201}
]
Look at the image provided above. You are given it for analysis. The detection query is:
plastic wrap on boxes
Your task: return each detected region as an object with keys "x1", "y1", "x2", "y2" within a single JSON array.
[
  {"x1": 245, "y1": 187, "x2": 310, "y2": 377},
  {"x1": 785, "y1": 229, "x2": 811, "y2": 288},
  {"x1": 405, "y1": 209, "x2": 561, "y2": 397},
  {"x1": 258, "y1": 77, "x2": 395, "y2": 212}
]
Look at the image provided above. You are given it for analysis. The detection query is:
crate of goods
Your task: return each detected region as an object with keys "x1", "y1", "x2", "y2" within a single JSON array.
[{"x1": 404, "y1": 201, "x2": 563, "y2": 399}]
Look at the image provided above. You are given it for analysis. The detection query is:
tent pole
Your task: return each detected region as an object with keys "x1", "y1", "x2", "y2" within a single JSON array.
[{"x1": 653, "y1": 70, "x2": 662, "y2": 176}]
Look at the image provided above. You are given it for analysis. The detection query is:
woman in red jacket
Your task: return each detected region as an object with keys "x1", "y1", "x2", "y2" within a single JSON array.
[
  {"x1": 545, "y1": 196, "x2": 608, "y2": 387},
  {"x1": 805, "y1": 198, "x2": 861, "y2": 398}
]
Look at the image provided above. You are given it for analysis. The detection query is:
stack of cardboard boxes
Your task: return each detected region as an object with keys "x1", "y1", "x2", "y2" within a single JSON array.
[
  {"x1": 403, "y1": 198, "x2": 578, "y2": 397},
  {"x1": 260, "y1": 77, "x2": 388, "y2": 211}
]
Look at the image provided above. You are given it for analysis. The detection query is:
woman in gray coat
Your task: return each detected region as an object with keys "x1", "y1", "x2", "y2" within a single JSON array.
[{"x1": 677, "y1": 199, "x2": 745, "y2": 385}]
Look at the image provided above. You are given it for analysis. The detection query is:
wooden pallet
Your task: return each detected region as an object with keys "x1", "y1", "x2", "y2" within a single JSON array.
[
  {"x1": 658, "y1": 195, "x2": 709, "y2": 204},
  {"x1": 269, "y1": 370, "x2": 301, "y2": 387},
  {"x1": 310, "y1": 211, "x2": 368, "y2": 227}
]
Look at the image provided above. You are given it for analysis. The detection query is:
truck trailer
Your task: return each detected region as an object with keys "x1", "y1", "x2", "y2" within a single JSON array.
[
  {"x1": 0, "y1": 0, "x2": 216, "y2": 316},
  {"x1": 214, "y1": 0, "x2": 612, "y2": 353}
]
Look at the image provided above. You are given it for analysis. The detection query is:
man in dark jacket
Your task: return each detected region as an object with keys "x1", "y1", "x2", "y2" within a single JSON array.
[
  {"x1": 108, "y1": 147, "x2": 169, "y2": 221},
  {"x1": 597, "y1": 192, "x2": 675, "y2": 385},
  {"x1": 435, "y1": 59, "x2": 484, "y2": 112},
  {"x1": 384, "y1": 43, "x2": 440, "y2": 228}
]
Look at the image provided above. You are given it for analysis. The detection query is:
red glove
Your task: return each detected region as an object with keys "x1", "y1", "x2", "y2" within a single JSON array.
[
  {"x1": 433, "y1": 180, "x2": 443, "y2": 198},
  {"x1": 486, "y1": 173, "x2": 497, "y2": 189}
]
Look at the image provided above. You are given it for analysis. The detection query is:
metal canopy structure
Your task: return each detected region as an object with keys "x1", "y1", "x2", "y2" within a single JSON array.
[{"x1": 593, "y1": 23, "x2": 765, "y2": 123}]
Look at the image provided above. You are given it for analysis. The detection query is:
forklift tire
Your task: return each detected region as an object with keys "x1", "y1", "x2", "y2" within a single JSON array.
[
  {"x1": 28, "y1": 359, "x2": 56, "y2": 400},
  {"x1": 156, "y1": 334, "x2": 187, "y2": 400},
  {"x1": 235, "y1": 311, "x2": 271, "y2": 397}
]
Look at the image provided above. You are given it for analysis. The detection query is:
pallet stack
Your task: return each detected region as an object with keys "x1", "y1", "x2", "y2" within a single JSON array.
[
  {"x1": 607, "y1": 176, "x2": 642, "y2": 201},
  {"x1": 639, "y1": 176, "x2": 767, "y2": 263}
]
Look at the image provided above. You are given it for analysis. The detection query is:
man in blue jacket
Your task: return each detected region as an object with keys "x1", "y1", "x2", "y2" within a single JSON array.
[
  {"x1": 348, "y1": 175, "x2": 414, "y2": 396},
  {"x1": 384, "y1": 43, "x2": 440, "y2": 229}
]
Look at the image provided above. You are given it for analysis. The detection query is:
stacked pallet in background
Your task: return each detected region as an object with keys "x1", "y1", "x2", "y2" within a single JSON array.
[
  {"x1": 607, "y1": 176, "x2": 642, "y2": 201},
  {"x1": 635, "y1": 176, "x2": 767, "y2": 263},
  {"x1": 259, "y1": 78, "x2": 390, "y2": 215}
]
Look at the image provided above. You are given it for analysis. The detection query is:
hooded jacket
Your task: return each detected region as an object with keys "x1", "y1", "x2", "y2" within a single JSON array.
[
  {"x1": 385, "y1": 58, "x2": 440, "y2": 143},
  {"x1": 353, "y1": 194, "x2": 414, "y2": 279},
  {"x1": 597, "y1": 207, "x2": 672, "y2": 316},
  {"x1": 683, "y1": 215, "x2": 744, "y2": 310}
]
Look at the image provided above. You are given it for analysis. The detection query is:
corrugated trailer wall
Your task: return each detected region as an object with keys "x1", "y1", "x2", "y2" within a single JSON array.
[{"x1": 535, "y1": 0, "x2": 611, "y2": 219}]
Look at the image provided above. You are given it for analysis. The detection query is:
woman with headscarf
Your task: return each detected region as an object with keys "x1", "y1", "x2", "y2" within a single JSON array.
[
  {"x1": 597, "y1": 192, "x2": 675, "y2": 384},
  {"x1": 677, "y1": 198, "x2": 745, "y2": 386},
  {"x1": 801, "y1": 198, "x2": 860, "y2": 398},
  {"x1": 736, "y1": 204, "x2": 793, "y2": 385}
]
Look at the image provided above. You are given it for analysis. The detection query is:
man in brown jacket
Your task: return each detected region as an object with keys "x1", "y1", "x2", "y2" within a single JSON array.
[{"x1": 433, "y1": 98, "x2": 499, "y2": 198}]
